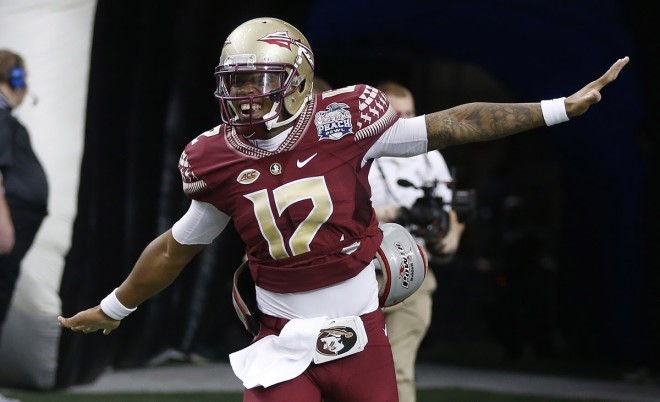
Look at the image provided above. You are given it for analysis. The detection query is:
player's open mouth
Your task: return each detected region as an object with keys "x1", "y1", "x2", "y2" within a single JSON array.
[{"x1": 240, "y1": 102, "x2": 262, "y2": 117}]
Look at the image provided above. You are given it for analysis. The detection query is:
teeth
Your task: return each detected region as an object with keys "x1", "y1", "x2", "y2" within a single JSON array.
[{"x1": 241, "y1": 103, "x2": 262, "y2": 112}]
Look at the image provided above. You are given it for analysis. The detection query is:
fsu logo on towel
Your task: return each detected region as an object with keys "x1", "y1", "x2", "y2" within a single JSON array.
[
  {"x1": 314, "y1": 103, "x2": 353, "y2": 141},
  {"x1": 316, "y1": 326, "x2": 358, "y2": 357}
]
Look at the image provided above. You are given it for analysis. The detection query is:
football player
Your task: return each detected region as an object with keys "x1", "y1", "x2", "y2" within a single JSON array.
[{"x1": 59, "y1": 17, "x2": 628, "y2": 402}]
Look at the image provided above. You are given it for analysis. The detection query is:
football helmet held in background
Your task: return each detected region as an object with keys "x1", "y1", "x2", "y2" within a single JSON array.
[{"x1": 375, "y1": 223, "x2": 428, "y2": 307}]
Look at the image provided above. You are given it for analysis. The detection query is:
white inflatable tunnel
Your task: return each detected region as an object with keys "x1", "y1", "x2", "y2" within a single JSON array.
[{"x1": 0, "y1": 0, "x2": 96, "y2": 389}]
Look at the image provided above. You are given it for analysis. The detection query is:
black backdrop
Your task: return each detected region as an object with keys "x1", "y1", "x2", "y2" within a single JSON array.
[{"x1": 56, "y1": 0, "x2": 658, "y2": 388}]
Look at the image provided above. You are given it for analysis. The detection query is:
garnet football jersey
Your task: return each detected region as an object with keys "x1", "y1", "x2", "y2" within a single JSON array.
[{"x1": 179, "y1": 84, "x2": 399, "y2": 293}]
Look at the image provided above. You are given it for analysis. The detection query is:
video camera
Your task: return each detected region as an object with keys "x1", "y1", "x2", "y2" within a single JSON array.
[{"x1": 396, "y1": 178, "x2": 477, "y2": 239}]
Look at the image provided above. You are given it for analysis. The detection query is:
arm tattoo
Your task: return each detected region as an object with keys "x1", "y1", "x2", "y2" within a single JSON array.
[{"x1": 425, "y1": 102, "x2": 545, "y2": 150}]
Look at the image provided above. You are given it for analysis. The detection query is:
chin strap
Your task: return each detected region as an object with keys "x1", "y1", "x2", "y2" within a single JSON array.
[
  {"x1": 265, "y1": 94, "x2": 311, "y2": 130},
  {"x1": 265, "y1": 46, "x2": 313, "y2": 131}
]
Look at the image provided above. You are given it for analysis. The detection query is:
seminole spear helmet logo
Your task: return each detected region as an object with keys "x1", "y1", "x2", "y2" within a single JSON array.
[
  {"x1": 258, "y1": 31, "x2": 315, "y2": 69},
  {"x1": 259, "y1": 31, "x2": 308, "y2": 50}
]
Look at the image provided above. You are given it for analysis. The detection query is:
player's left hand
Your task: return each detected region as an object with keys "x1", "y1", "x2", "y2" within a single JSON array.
[{"x1": 565, "y1": 56, "x2": 629, "y2": 118}]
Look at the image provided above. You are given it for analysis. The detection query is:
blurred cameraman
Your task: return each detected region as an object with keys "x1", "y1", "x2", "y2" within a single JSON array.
[{"x1": 369, "y1": 81, "x2": 465, "y2": 402}]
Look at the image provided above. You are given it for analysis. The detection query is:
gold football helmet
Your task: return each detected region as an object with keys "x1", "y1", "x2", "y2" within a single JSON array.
[{"x1": 215, "y1": 17, "x2": 315, "y2": 129}]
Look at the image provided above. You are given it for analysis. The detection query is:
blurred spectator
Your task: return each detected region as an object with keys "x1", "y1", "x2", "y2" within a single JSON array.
[
  {"x1": 370, "y1": 81, "x2": 465, "y2": 402},
  {"x1": 0, "y1": 48, "x2": 48, "y2": 402}
]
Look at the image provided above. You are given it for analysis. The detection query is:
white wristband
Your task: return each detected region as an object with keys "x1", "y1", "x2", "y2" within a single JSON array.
[
  {"x1": 100, "y1": 288, "x2": 136, "y2": 320},
  {"x1": 541, "y1": 97, "x2": 569, "y2": 126}
]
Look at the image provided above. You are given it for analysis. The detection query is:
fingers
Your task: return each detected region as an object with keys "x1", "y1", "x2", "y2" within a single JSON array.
[
  {"x1": 57, "y1": 315, "x2": 72, "y2": 328},
  {"x1": 60, "y1": 315, "x2": 99, "y2": 333},
  {"x1": 57, "y1": 313, "x2": 118, "y2": 335},
  {"x1": 594, "y1": 56, "x2": 629, "y2": 90},
  {"x1": 566, "y1": 57, "x2": 628, "y2": 117},
  {"x1": 57, "y1": 315, "x2": 87, "y2": 330},
  {"x1": 608, "y1": 56, "x2": 629, "y2": 78},
  {"x1": 67, "y1": 322, "x2": 112, "y2": 334}
]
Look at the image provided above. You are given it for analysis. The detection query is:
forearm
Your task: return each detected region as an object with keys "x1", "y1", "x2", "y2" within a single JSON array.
[
  {"x1": 0, "y1": 191, "x2": 11, "y2": 227},
  {"x1": 442, "y1": 210, "x2": 465, "y2": 252},
  {"x1": 373, "y1": 205, "x2": 399, "y2": 223},
  {"x1": 115, "y1": 229, "x2": 205, "y2": 308},
  {"x1": 429, "y1": 210, "x2": 465, "y2": 263},
  {"x1": 0, "y1": 183, "x2": 15, "y2": 254},
  {"x1": 425, "y1": 102, "x2": 544, "y2": 150}
]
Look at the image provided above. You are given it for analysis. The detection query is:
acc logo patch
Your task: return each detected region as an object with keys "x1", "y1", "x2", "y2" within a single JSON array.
[
  {"x1": 314, "y1": 102, "x2": 353, "y2": 141},
  {"x1": 236, "y1": 169, "x2": 260, "y2": 184},
  {"x1": 315, "y1": 326, "x2": 358, "y2": 357}
]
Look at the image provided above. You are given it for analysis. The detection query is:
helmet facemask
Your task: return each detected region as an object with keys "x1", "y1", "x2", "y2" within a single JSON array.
[{"x1": 215, "y1": 57, "x2": 288, "y2": 127}]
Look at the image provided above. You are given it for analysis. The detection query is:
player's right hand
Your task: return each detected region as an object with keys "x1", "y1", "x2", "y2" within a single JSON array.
[{"x1": 58, "y1": 306, "x2": 121, "y2": 336}]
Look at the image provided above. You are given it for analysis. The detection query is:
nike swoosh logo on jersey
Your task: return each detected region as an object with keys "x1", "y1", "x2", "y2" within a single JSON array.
[{"x1": 296, "y1": 153, "x2": 318, "y2": 168}]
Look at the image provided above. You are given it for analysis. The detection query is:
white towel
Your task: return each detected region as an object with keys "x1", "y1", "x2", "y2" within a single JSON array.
[{"x1": 229, "y1": 316, "x2": 327, "y2": 388}]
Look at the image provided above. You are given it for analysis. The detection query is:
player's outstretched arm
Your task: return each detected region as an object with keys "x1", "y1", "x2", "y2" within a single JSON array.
[
  {"x1": 58, "y1": 229, "x2": 206, "y2": 335},
  {"x1": 426, "y1": 56, "x2": 629, "y2": 150}
]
